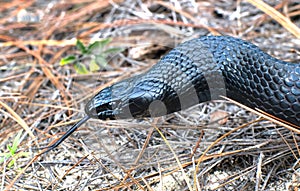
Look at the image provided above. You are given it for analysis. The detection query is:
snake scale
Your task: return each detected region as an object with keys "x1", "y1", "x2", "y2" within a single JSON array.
[{"x1": 43, "y1": 36, "x2": 300, "y2": 153}]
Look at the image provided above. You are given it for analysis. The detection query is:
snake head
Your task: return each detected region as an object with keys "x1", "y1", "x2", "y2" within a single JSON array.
[
  {"x1": 85, "y1": 77, "x2": 173, "y2": 120},
  {"x1": 85, "y1": 78, "x2": 167, "y2": 120},
  {"x1": 84, "y1": 85, "x2": 118, "y2": 120}
]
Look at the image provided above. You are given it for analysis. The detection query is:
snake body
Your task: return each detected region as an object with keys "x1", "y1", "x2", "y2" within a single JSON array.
[
  {"x1": 44, "y1": 36, "x2": 299, "y2": 153},
  {"x1": 86, "y1": 36, "x2": 299, "y2": 126}
]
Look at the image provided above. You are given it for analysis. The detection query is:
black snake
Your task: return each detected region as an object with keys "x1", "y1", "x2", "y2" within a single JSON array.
[{"x1": 43, "y1": 36, "x2": 300, "y2": 153}]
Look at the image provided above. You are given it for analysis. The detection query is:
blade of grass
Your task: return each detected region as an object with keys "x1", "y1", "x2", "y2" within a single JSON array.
[
  {"x1": 0, "y1": 101, "x2": 35, "y2": 139},
  {"x1": 152, "y1": 123, "x2": 193, "y2": 191}
]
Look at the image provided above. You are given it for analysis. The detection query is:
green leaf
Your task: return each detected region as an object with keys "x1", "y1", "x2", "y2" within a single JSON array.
[
  {"x1": 0, "y1": 130, "x2": 29, "y2": 169},
  {"x1": 98, "y1": 38, "x2": 112, "y2": 48},
  {"x1": 87, "y1": 38, "x2": 112, "y2": 53},
  {"x1": 9, "y1": 147, "x2": 15, "y2": 156},
  {"x1": 60, "y1": 55, "x2": 76, "y2": 66},
  {"x1": 11, "y1": 130, "x2": 22, "y2": 153},
  {"x1": 8, "y1": 145, "x2": 14, "y2": 156},
  {"x1": 74, "y1": 63, "x2": 89, "y2": 74},
  {"x1": 89, "y1": 59, "x2": 100, "y2": 72},
  {"x1": 103, "y1": 47, "x2": 124, "y2": 55},
  {"x1": 76, "y1": 40, "x2": 87, "y2": 54},
  {"x1": 8, "y1": 158, "x2": 16, "y2": 168},
  {"x1": 95, "y1": 55, "x2": 108, "y2": 67},
  {"x1": 87, "y1": 41, "x2": 101, "y2": 53}
]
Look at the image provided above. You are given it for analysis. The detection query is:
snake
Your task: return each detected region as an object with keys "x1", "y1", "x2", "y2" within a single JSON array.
[{"x1": 42, "y1": 35, "x2": 300, "y2": 153}]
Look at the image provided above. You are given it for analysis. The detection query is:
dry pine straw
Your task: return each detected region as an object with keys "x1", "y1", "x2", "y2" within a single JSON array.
[{"x1": 0, "y1": 0, "x2": 300, "y2": 190}]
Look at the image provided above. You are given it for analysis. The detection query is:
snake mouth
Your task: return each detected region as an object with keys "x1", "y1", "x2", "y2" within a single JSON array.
[
  {"x1": 94, "y1": 100, "x2": 121, "y2": 120},
  {"x1": 96, "y1": 101, "x2": 113, "y2": 113},
  {"x1": 85, "y1": 89, "x2": 120, "y2": 120}
]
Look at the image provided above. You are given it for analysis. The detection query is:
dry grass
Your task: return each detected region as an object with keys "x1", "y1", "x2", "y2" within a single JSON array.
[{"x1": 0, "y1": 0, "x2": 300, "y2": 190}]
